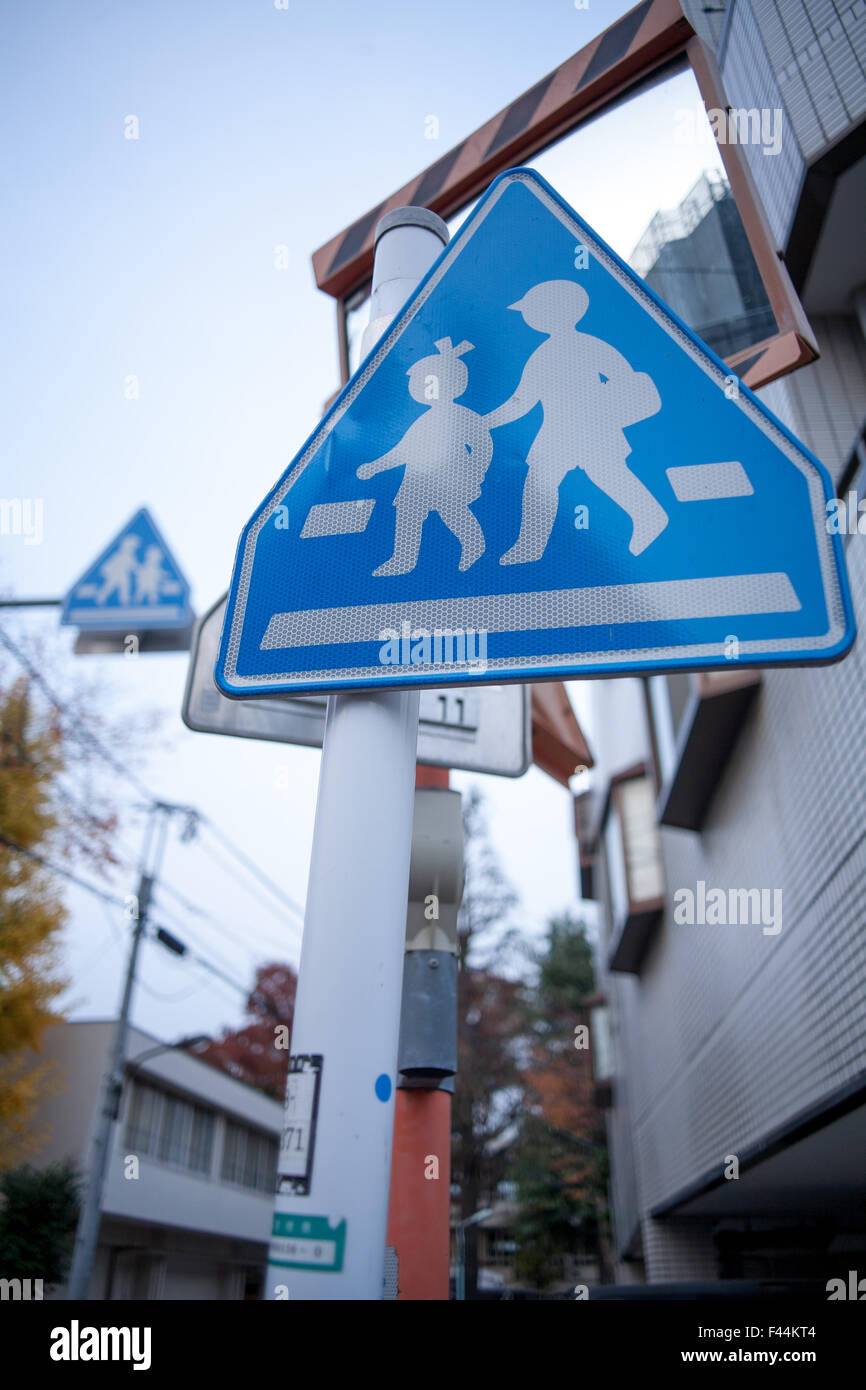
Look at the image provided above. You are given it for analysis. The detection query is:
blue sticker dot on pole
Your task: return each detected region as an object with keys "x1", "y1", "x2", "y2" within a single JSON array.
[{"x1": 374, "y1": 1073, "x2": 391, "y2": 1102}]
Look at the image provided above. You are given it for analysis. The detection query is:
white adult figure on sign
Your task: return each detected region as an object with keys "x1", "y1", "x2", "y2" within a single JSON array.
[
  {"x1": 357, "y1": 337, "x2": 494, "y2": 577},
  {"x1": 484, "y1": 280, "x2": 668, "y2": 563},
  {"x1": 95, "y1": 535, "x2": 140, "y2": 605}
]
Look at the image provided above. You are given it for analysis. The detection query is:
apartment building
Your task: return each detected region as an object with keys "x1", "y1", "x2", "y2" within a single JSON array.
[
  {"x1": 580, "y1": 0, "x2": 866, "y2": 1283},
  {"x1": 31, "y1": 1020, "x2": 281, "y2": 1299}
]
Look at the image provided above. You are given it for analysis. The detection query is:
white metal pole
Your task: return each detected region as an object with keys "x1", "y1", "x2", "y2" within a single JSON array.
[{"x1": 265, "y1": 207, "x2": 449, "y2": 1301}]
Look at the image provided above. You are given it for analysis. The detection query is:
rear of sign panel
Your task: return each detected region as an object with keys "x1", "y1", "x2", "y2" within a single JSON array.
[{"x1": 184, "y1": 600, "x2": 530, "y2": 775}]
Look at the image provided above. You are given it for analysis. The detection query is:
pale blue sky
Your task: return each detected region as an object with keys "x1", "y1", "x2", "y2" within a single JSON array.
[{"x1": 1, "y1": 0, "x2": 693, "y2": 1043}]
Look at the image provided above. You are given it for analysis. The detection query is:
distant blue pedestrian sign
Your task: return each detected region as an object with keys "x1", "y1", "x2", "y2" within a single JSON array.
[
  {"x1": 216, "y1": 168, "x2": 854, "y2": 698},
  {"x1": 62, "y1": 508, "x2": 192, "y2": 632}
]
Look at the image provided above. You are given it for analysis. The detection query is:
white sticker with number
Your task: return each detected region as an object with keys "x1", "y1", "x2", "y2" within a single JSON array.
[{"x1": 278, "y1": 1055, "x2": 322, "y2": 1193}]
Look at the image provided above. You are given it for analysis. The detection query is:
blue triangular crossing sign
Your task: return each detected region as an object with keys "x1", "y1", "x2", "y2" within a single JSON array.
[
  {"x1": 216, "y1": 169, "x2": 854, "y2": 697},
  {"x1": 62, "y1": 508, "x2": 192, "y2": 631}
]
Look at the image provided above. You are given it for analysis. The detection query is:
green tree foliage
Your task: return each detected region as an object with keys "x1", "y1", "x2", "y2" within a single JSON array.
[
  {"x1": 0, "y1": 1160, "x2": 80, "y2": 1284},
  {"x1": 512, "y1": 912, "x2": 612, "y2": 1289},
  {"x1": 534, "y1": 912, "x2": 595, "y2": 1019},
  {"x1": 512, "y1": 1115, "x2": 603, "y2": 1288}
]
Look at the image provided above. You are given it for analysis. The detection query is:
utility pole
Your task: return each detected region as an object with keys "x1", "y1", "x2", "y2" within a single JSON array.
[
  {"x1": 264, "y1": 207, "x2": 449, "y2": 1301},
  {"x1": 66, "y1": 800, "x2": 178, "y2": 1299}
]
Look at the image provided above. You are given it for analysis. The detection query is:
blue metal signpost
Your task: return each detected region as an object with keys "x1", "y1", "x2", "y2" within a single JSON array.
[{"x1": 216, "y1": 168, "x2": 853, "y2": 700}]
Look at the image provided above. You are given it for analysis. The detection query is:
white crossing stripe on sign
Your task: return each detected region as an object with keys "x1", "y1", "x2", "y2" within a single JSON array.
[{"x1": 666, "y1": 460, "x2": 754, "y2": 501}]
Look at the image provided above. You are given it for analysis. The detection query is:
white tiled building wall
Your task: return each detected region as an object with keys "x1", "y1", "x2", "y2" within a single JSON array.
[
  {"x1": 636, "y1": 530, "x2": 866, "y2": 1205},
  {"x1": 598, "y1": 0, "x2": 866, "y2": 1282},
  {"x1": 599, "y1": 496, "x2": 866, "y2": 1278},
  {"x1": 751, "y1": 0, "x2": 866, "y2": 159},
  {"x1": 603, "y1": 529, "x2": 866, "y2": 1281},
  {"x1": 719, "y1": 0, "x2": 808, "y2": 247}
]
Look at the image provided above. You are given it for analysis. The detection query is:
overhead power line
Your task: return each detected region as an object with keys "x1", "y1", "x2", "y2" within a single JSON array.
[
  {"x1": 156, "y1": 876, "x2": 301, "y2": 952},
  {"x1": 0, "y1": 834, "x2": 267, "y2": 1011},
  {"x1": 0, "y1": 623, "x2": 157, "y2": 802},
  {"x1": 198, "y1": 816, "x2": 305, "y2": 922},
  {"x1": 176, "y1": 939, "x2": 251, "y2": 1001},
  {"x1": 0, "y1": 833, "x2": 130, "y2": 910},
  {"x1": 151, "y1": 900, "x2": 255, "y2": 984},
  {"x1": 0, "y1": 621, "x2": 306, "y2": 926}
]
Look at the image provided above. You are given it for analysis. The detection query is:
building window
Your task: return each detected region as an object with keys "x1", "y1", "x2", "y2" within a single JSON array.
[
  {"x1": 589, "y1": 1001, "x2": 615, "y2": 1108},
  {"x1": 157, "y1": 1094, "x2": 187, "y2": 1166},
  {"x1": 125, "y1": 1080, "x2": 215, "y2": 1177},
  {"x1": 221, "y1": 1121, "x2": 245, "y2": 1185},
  {"x1": 618, "y1": 775, "x2": 664, "y2": 905},
  {"x1": 590, "y1": 1004, "x2": 614, "y2": 1084},
  {"x1": 189, "y1": 1109, "x2": 215, "y2": 1174},
  {"x1": 647, "y1": 670, "x2": 761, "y2": 832},
  {"x1": 486, "y1": 1231, "x2": 517, "y2": 1265},
  {"x1": 602, "y1": 769, "x2": 664, "y2": 935},
  {"x1": 604, "y1": 801, "x2": 631, "y2": 932},
  {"x1": 125, "y1": 1079, "x2": 159, "y2": 1154},
  {"x1": 648, "y1": 673, "x2": 692, "y2": 788},
  {"x1": 221, "y1": 1120, "x2": 278, "y2": 1194},
  {"x1": 602, "y1": 766, "x2": 666, "y2": 974}
]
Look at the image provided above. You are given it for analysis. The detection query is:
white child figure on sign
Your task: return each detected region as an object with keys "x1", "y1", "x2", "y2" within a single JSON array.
[
  {"x1": 357, "y1": 337, "x2": 493, "y2": 577},
  {"x1": 135, "y1": 544, "x2": 166, "y2": 603}
]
